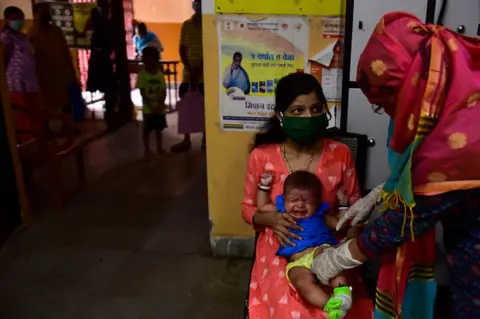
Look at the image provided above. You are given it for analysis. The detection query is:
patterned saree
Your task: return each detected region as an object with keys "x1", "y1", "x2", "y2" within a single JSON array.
[{"x1": 357, "y1": 12, "x2": 480, "y2": 318}]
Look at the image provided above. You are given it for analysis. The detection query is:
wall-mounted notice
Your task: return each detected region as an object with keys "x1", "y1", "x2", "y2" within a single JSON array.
[
  {"x1": 72, "y1": 3, "x2": 96, "y2": 48},
  {"x1": 322, "y1": 17, "x2": 345, "y2": 39},
  {"x1": 49, "y1": 2, "x2": 75, "y2": 46},
  {"x1": 309, "y1": 38, "x2": 344, "y2": 102},
  {"x1": 218, "y1": 16, "x2": 309, "y2": 131}
]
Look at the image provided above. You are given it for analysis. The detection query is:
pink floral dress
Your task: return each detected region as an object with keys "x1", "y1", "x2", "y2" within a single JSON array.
[{"x1": 242, "y1": 140, "x2": 374, "y2": 319}]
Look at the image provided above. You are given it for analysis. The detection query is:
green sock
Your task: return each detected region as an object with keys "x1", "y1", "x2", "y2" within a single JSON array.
[{"x1": 324, "y1": 286, "x2": 352, "y2": 319}]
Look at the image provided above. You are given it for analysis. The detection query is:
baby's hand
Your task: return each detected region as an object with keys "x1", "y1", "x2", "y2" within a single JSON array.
[
  {"x1": 336, "y1": 187, "x2": 349, "y2": 207},
  {"x1": 260, "y1": 172, "x2": 274, "y2": 187}
]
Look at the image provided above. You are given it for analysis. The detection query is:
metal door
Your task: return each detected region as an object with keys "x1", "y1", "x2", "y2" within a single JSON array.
[
  {"x1": 436, "y1": 0, "x2": 480, "y2": 36},
  {"x1": 346, "y1": 89, "x2": 390, "y2": 190},
  {"x1": 349, "y1": 0, "x2": 430, "y2": 81}
]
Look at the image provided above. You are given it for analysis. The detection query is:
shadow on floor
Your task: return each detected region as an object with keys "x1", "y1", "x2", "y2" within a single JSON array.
[{"x1": 0, "y1": 121, "x2": 251, "y2": 319}]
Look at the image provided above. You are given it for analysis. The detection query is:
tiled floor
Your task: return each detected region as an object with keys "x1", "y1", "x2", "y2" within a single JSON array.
[
  {"x1": 0, "y1": 117, "x2": 251, "y2": 319},
  {"x1": 0, "y1": 111, "x2": 453, "y2": 318}
]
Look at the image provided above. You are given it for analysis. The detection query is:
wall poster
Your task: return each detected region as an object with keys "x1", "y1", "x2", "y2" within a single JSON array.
[
  {"x1": 34, "y1": 0, "x2": 96, "y2": 48},
  {"x1": 48, "y1": 1, "x2": 75, "y2": 46},
  {"x1": 218, "y1": 16, "x2": 309, "y2": 131},
  {"x1": 72, "y1": 2, "x2": 96, "y2": 48}
]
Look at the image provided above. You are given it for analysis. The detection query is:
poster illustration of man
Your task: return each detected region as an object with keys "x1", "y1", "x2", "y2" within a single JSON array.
[{"x1": 222, "y1": 52, "x2": 251, "y2": 94}]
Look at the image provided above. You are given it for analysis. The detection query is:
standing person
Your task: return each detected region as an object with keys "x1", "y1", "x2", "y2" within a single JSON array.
[
  {"x1": 311, "y1": 12, "x2": 480, "y2": 319},
  {"x1": 30, "y1": 2, "x2": 77, "y2": 113},
  {"x1": 222, "y1": 52, "x2": 251, "y2": 94},
  {"x1": 86, "y1": 0, "x2": 117, "y2": 129},
  {"x1": 171, "y1": 0, "x2": 205, "y2": 152},
  {"x1": 243, "y1": 72, "x2": 373, "y2": 318},
  {"x1": 1, "y1": 6, "x2": 42, "y2": 142},
  {"x1": 136, "y1": 47, "x2": 167, "y2": 157},
  {"x1": 133, "y1": 22, "x2": 164, "y2": 59}
]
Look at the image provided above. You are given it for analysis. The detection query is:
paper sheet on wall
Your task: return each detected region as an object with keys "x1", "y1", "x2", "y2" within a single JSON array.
[
  {"x1": 321, "y1": 68, "x2": 342, "y2": 102},
  {"x1": 72, "y1": 3, "x2": 96, "y2": 48},
  {"x1": 218, "y1": 15, "x2": 309, "y2": 131},
  {"x1": 309, "y1": 38, "x2": 343, "y2": 103},
  {"x1": 322, "y1": 17, "x2": 345, "y2": 38},
  {"x1": 49, "y1": 2, "x2": 75, "y2": 46},
  {"x1": 310, "y1": 41, "x2": 337, "y2": 67}
]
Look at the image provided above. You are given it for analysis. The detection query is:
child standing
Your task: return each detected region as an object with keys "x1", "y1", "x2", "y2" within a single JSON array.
[{"x1": 136, "y1": 47, "x2": 167, "y2": 157}]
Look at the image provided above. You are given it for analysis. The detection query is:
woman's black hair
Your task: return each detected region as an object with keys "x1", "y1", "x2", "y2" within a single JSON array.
[
  {"x1": 136, "y1": 22, "x2": 147, "y2": 31},
  {"x1": 3, "y1": 6, "x2": 23, "y2": 20},
  {"x1": 252, "y1": 72, "x2": 330, "y2": 150},
  {"x1": 33, "y1": 3, "x2": 52, "y2": 24},
  {"x1": 33, "y1": 2, "x2": 49, "y2": 13}
]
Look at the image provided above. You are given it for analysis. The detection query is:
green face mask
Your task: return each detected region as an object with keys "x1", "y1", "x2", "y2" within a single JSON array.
[{"x1": 281, "y1": 114, "x2": 329, "y2": 145}]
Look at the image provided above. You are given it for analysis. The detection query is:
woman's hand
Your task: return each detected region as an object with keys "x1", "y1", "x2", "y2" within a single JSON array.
[
  {"x1": 272, "y1": 212, "x2": 303, "y2": 247},
  {"x1": 254, "y1": 211, "x2": 303, "y2": 247}
]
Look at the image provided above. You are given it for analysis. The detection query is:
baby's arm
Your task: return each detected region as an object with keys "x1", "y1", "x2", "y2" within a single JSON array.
[
  {"x1": 324, "y1": 214, "x2": 340, "y2": 231},
  {"x1": 257, "y1": 172, "x2": 276, "y2": 212}
]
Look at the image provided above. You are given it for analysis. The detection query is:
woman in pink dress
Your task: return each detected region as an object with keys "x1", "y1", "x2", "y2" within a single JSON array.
[
  {"x1": 1, "y1": 6, "x2": 42, "y2": 142},
  {"x1": 242, "y1": 73, "x2": 373, "y2": 318}
]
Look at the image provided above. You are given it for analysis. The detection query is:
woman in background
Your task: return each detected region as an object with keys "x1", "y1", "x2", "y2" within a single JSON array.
[
  {"x1": 29, "y1": 3, "x2": 77, "y2": 113},
  {"x1": 86, "y1": 0, "x2": 117, "y2": 129},
  {"x1": 1, "y1": 6, "x2": 41, "y2": 142}
]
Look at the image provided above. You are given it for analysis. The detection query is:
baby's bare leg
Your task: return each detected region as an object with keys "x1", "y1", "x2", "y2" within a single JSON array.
[
  {"x1": 289, "y1": 267, "x2": 330, "y2": 308},
  {"x1": 330, "y1": 274, "x2": 348, "y2": 287}
]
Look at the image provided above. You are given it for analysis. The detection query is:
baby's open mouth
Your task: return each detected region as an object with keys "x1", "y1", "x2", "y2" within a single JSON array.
[{"x1": 291, "y1": 209, "x2": 307, "y2": 218}]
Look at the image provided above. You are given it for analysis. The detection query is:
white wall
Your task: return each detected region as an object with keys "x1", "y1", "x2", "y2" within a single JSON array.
[
  {"x1": 134, "y1": 0, "x2": 193, "y2": 23},
  {"x1": 0, "y1": 0, "x2": 33, "y2": 19},
  {"x1": 202, "y1": 0, "x2": 214, "y2": 14}
]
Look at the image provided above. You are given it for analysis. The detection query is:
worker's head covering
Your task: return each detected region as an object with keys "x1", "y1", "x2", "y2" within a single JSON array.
[
  {"x1": 356, "y1": 12, "x2": 480, "y2": 319},
  {"x1": 357, "y1": 12, "x2": 480, "y2": 218}
]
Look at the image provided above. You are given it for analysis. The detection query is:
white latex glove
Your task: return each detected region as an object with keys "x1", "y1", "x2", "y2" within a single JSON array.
[
  {"x1": 336, "y1": 183, "x2": 385, "y2": 231},
  {"x1": 312, "y1": 240, "x2": 363, "y2": 285}
]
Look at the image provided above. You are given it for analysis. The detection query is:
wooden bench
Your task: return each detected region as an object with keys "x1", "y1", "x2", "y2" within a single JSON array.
[{"x1": 14, "y1": 106, "x2": 104, "y2": 212}]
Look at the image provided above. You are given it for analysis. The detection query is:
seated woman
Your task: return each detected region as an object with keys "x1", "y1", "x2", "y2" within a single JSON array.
[
  {"x1": 242, "y1": 72, "x2": 373, "y2": 318},
  {"x1": 133, "y1": 22, "x2": 164, "y2": 59}
]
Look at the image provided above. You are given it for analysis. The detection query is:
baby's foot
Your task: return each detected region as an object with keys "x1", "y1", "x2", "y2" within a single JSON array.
[{"x1": 324, "y1": 286, "x2": 352, "y2": 319}]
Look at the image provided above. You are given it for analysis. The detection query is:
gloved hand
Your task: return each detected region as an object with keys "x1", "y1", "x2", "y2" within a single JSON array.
[
  {"x1": 312, "y1": 240, "x2": 362, "y2": 285},
  {"x1": 336, "y1": 183, "x2": 385, "y2": 231}
]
